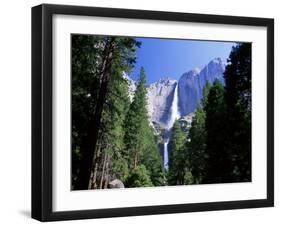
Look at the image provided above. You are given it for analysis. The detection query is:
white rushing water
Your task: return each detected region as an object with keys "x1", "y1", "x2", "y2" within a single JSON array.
[
  {"x1": 164, "y1": 83, "x2": 180, "y2": 169},
  {"x1": 163, "y1": 139, "x2": 169, "y2": 169},
  {"x1": 167, "y1": 83, "x2": 180, "y2": 129}
]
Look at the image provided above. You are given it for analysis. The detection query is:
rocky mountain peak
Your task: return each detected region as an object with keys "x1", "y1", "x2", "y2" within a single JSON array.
[
  {"x1": 178, "y1": 58, "x2": 225, "y2": 116},
  {"x1": 126, "y1": 58, "x2": 225, "y2": 129},
  {"x1": 149, "y1": 77, "x2": 177, "y2": 89},
  {"x1": 209, "y1": 57, "x2": 224, "y2": 65}
]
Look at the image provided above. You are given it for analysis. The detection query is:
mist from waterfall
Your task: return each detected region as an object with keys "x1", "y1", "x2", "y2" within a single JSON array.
[{"x1": 164, "y1": 83, "x2": 180, "y2": 169}]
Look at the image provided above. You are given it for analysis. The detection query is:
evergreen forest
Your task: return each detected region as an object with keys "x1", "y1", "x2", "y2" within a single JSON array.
[{"x1": 71, "y1": 34, "x2": 251, "y2": 190}]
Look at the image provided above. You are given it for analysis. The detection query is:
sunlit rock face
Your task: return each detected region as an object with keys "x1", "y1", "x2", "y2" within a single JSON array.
[
  {"x1": 123, "y1": 73, "x2": 136, "y2": 101},
  {"x1": 147, "y1": 77, "x2": 177, "y2": 129}
]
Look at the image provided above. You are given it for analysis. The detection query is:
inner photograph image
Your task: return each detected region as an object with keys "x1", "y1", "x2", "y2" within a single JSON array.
[{"x1": 71, "y1": 34, "x2": 252, "y2": 190}]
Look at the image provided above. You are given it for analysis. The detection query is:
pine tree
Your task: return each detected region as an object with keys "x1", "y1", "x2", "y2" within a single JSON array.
[
  {"x1": 141, "y1": 125, "x2": 165, "y2": 186},
  {"x1": 89, "y1": 70, "x2": 131, "y2": 188},
  {"x1": 224, "y1": 43, "x2": 252, "y2": 181},
  {"x1": 185, "y1": 82, "x2": 210, "y2": 184},
  {"x1": 186, "y1": 107, "x2": 206, "y2": 183},
  {"x1": 203, "y1": 79, "x2": 230, "y2": 183},
  {"x1": 124, "y1": 67, "x2": 164, "y2": 187},
  {"x1": 202, "y1": 81, "x2": 211, "y2": 107},
  {"x1": 90, "y1": 37, "x2": 141, "y2": 189},
  {"x1": 168, "y1": 120, "x2": 189, "y2": 185},
  {"x1": 125, "y1": 165, "x2": 153, "y2": 187},
  {"x1": 124, "y1": 67, "x2": 149, "y2": 169},
  {"x1": 72, "y1": 35, "x2": 141, "y2": 189},
  {"x1": 71, "y1": 35, "x2": 106, "y2": 188}
]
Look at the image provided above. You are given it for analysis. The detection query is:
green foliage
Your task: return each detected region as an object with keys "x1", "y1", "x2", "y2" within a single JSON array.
[
  {"x1": 125, "y1": 165, "x2": 153, "y2": 187},
  {"x1": 186, "y1": 106, "x2": 207, "y2": 184},
  {"x1": 124, "y1": 68, "x2": 165, "y2": 186},
  {"x1": 168, "y1": 120, "x2": 190, "y2": 185},
  {"x1": 72, "y1": 35, "x2": 141, "y2": 188},
  {"x1": 224, "y1": 43, "x2": 252, "y2": 181},
  {"x1": 71, "y1": 35, "x2": 105, "y2": 185},
  {"x1": 180, "y1": 82, "x2": 210, "y2": 185},
  {"x1": 124, "y1": 67, "x2": 149, "y2": 167},
  {"x1": 141, "y1": 126, "x2": 166, "y2": 186},
  {"x1": 93, "y1": 37, "x2": 141, "y2": 187},
  {"x1": 112, "y1": 158, "x2": 129, "y2": 182},
  {"x1": 203, "y1": 79, "x2": 230, "y2": 183},
  {"x1": 99, "y1": 67, "x2": 130, "y2": 162},
  {"x1": 202, "y1": 81, "x2": 211, "y2": 107}
]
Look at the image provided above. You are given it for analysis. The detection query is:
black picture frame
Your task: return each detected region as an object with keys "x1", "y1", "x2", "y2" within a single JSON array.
[{"x1": 32, "y1": 3, "x2": 274, "y2": 222}]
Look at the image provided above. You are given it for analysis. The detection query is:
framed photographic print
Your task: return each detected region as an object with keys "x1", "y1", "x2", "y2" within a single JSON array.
[{"x1": 32, "y1": 4, "x2": 274, "y2": 221}]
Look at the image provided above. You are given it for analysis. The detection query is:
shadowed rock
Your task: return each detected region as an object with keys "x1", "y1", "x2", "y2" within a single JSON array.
[{"x1": 178, "y1": 58, "x2": 225, "y2": 116}]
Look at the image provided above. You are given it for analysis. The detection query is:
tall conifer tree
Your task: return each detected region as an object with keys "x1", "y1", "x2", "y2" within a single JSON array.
[
  {"x1": 224, "y1": 43, "x2": 252, "y2": 181},
  {"x1": 168, "y1": 120, "x2": 188, "y2": 185}
]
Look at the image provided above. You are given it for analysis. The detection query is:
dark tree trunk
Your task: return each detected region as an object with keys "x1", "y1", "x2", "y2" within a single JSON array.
[
  {"x1": 89, "y1": 144, "x2": 101, "y2": 189},
  {"x1": 104, "y1": 156, "x2": 110, "y2": 189},
  {"x1": 99, "y1": 152, "x2": 108, "y2": 189},
  {"x1": 74, "y1": 37, "x2": 116, "y2": 190}
]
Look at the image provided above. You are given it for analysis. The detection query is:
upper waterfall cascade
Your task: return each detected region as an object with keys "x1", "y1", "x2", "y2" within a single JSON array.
[{"x1": 167, "y1": 83, "x2": 180, "y2": 129}]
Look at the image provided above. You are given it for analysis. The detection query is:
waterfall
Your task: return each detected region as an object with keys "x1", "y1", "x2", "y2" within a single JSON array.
[
  {"x1": 167, "y1": 83, "x2": 180, "y2": 129},
  {"x1": 163, "y1": 139, "x2": 169, "y2": 169},
  {"x1": 164, "y1": 83, "x2": 180, "y2": 169}
]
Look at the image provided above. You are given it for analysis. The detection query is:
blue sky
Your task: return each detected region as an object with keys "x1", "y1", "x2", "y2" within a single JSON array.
[{"x1": 131, "y1": 38, "x2": 236, "y2": 84}]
